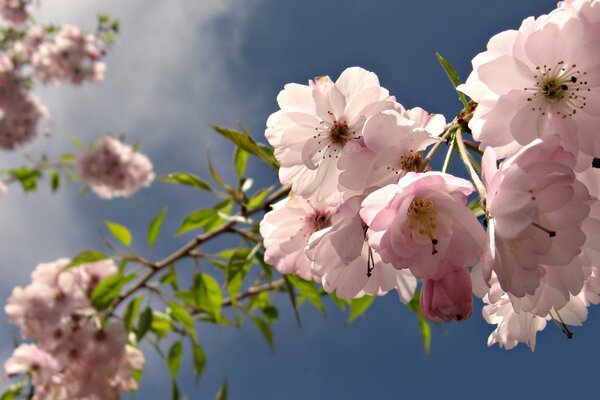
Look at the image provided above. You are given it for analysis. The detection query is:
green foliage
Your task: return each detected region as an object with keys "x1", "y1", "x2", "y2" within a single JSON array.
[
  {"x1": 148, "y1": 207, "x2": 168, "y2": 248},
  {"x1": 167, "y1": 341, "x2": 183, "y2": 377},
  {"x1": 194, "y1": 274, "x2": 223, "y2": 321},
  {"x1": 436, "y1": 52, "x2": 469, "y2": 108},
  {"x1": 234, "y1": 147, "x2": 249, "y2": 178},
  {"x1": 191, "y1": 338, "x2": 206, "y2": 379},
  {"x1": 210, "y1": 125, "x2": 279, "y2": 169},
  {"x1": 124, "y1": 296, "x2": 143, "y2": 333},
  {"x1": 251, "y1": 316, "x2": 274, "y2": 350},
  {"x1": 8, "y1": 166, "x2": 41, "y2": 192},
  {"x1": 168, "y1": 302, "x2": 197, "y2": 340},
  {"x1": 176, "y1": 200, "x2": 233, "y2": 236},
  {"x1": 216, "y1": 380, "x2": 228, "y2": 400},
  {"x1": 0, "y1": 381, "x2": 25, "y2": 400},
  {"x1": 160, "y1": 172, "x2": 212, "y2": 192},
  {"x1": 64, "y1": 249, "x2": 109, "y2": 270},
  {"x1": 287, "y1": 275, "x2": 325, "y2": 314},
  {"x1": 105, "y1": 220, "x2": 132, "y2": 247},
  {"x1": 408, "y1": 291, "x2": 432, "y2": 354},
  {"x1": 136, "y1": 307, "x2": 153, "y2": 340},
  {"x1": 90, "y1": 273, "x2": 136, "y2": 311},
  {"x1": 347, "y1": 295, "x2": 375, "y2": 323}
]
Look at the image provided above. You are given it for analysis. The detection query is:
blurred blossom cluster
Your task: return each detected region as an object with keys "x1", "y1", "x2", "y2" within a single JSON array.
[
  {"x1": 75, "y1": 136, "x2": 155, "y2": 199},
  {"x1": 4, "y1": 259, "x2": 144, "y2": 399},
  {"x1": 260, "y1": 0, "x2": 600, "y2": 350}
]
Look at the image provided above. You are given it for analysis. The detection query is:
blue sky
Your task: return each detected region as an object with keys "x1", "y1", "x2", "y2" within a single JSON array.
[{"x1": 2, "y1": 1, "x2": 599, "y2": 399}]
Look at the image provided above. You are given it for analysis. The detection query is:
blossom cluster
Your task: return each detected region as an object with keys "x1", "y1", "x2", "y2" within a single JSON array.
[
  {"x1": 75, "y1": 136, "x2": 155, "y2": 199},
  {"x1": 4, "y1": 258, "x2": 144, "y2": 399},
  {"x1": 0, "y1": 8, "x2": 106, "y2": 149},
  {"x1": 260, "y1": 0, "x2": 600, "y2": 350}
]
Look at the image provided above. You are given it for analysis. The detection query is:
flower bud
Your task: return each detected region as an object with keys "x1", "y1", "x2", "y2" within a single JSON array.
[{"x1": 420, "y1": 266, "x2": 473, "y2": 322}]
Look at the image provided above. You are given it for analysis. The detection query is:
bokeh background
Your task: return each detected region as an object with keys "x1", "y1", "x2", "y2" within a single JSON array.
[{"x1": 1, "y1": 1, "x2": 598, "y2": 399}]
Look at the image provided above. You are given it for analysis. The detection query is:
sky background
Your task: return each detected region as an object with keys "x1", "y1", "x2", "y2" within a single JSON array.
[{"x1": 1, "y1": 1, "x2": 599, "y2": 399}]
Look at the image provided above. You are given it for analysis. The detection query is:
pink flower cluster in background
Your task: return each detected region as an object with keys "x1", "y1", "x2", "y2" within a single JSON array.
[
  {"x1": 260, "y1": 0, "x2": 600, "y2": 350},
  {"x1": 4, "y1": 259, "x2": 144, "y2": 399},
  {"x1": 75, "y1": 136, "x2": 155, "y2": 199}
]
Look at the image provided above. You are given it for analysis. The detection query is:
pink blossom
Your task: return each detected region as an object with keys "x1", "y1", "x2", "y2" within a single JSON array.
[
  {"x1": 32, "y1": 25, "x2": 106, "y2": 85},
  {"x1": 360, "y1": 172, "x2": 485, "y2": 279},
  {"x1": 260, "y1": 194, "x2": 337, "y2": 280},
  {"x1": 421, "y1": 265, "x2": 473, "y2": 322},
  {"x1": 306, "y1": 197, "x2": 416, "y2": 301},
  {"x1": 265, "y1": 67, "x2": 397, "y2": 204},
  {"x1": 459, "y1": 6, "x2": 600, "y2": 157},
  {"x1": 0, "y1": 0, "x2": 31, "y2": 25},
  {"x1": 75, "y1": 136, "x2": 155, "y2": 199},
  {"x1": 481, "y1": 137, "x2": 593, "y2": 299},
  {"x1": 338, "y1": 108, "x2": 444, "y2": 199}
]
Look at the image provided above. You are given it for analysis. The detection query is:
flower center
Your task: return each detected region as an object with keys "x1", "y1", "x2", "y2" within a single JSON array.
[
  {"x1": 313, "y1": 111, "x2": 357, "y2": 159},
  {"x1": 525, "y1": 61, "x2": 590, "y2": 118},
  {"x1": 407, "y1": 197, "x2": 439, "y2": 254},
  {"x1": 310, "y1": 210, "x2": 332, "y2": 231}
]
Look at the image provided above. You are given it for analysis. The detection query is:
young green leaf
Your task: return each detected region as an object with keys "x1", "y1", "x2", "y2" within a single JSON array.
[
  {"x1": 0, "y1": 381, "x2": 26, "y2": 400},
  {"x1": 160, "y1": 172, "x2": 212, "y2": 191},
  {"x1": 283, "y1": 276, "x2": 302, "y2": 326},
  {"x1": 124, "y1": 296, "x2": 143, "y2": 332},
  {"x1": 105, "y1": 220, "x2": 132, "y2": 247},
  {"x1": 135, "y1": 307, "x2": 152, "y2": 340},
  {"x1": 216, "y1": 380, "x2": 228, "y2": 400},
  {"x1": 436, "y1": 52, "x2": 469, "y2": 108},
  {"x1": 90, "y1": 273, "x2": 136, "y2": 311},
  {"x1": 49, "y1": 170, "x2": 60, "y2": 192},
  {"x1": 168, "y1": 302, "x2": 197, "y2": 340},
  {"x1": 176, "y1": 208, "x2": 219, "y2": 236},
  {"x1": 408, "y1": 291, "x2": 432, "y2": 353},
  {"x1": 167, "y1": 341, "x2": 183, "y2": 377},
  {"x1": 191, "y1": 338, "x2": 206, "y2": 379},
  {"x1": 64, "y1": 249, "x2": 109, "y2": 270},
  {"x1": 287, "y1": 275, "x2": 325, "y2": 314},
  {"x1": 195, "y1": 274, "x2": 223, "y2": 321},
  {"x1": 347, "y1": 295, "x2": 375, "y2": 323},
  {"x1": 210, "y1": 125, "x2": 279, "y2": 169},
  {"x1": 251, "y1": 316, "x2": 274, "y2": 351},
  {"x1": 148, "y1": 207, "x2": 168, "y2": 248},
  {"x1": 234, "y1": 147, "x2": 248, "y2": 178}
]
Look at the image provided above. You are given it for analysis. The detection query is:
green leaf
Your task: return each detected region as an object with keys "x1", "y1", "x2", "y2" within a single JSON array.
[
  {"x1": 251, "y1": 316, "x2": 274, "y2": 350},
  {"x1": 168, "y1": 302, "x2": 197, "y2": 340},
  {"x1": 436, "y1": 52, "x2": 469, "y2": 108},
  {"x1": 234, "y1": 147, "x2": 248, "y2": 178},
  {"x1": 191, "y1": 338, "x2": 206, "y2": 379},
  {"x1": 160, "y1": 172, "x2": 212, "y2": 191},
  {"x1": 160, "y1": 265, "x2": 179, "y2": 290},
  {"x1": 216, "y1": 380, "x2": 228, "y2": 400},
  {"x1": 0, "y1": 381, "x2": 25, "y2": 400},
  {"x1": 287, "y1": 275, "x2": 325, "y2": 314},
  {"x1": 64, "y1": 250, "x2": 109, "y2": 270},
  {"x1": 124, "y1": 296, "x2": 143, "y2": 332},
  {"x1": 408, "y1": 291, "x2": 432, "y2": 353},
  {"x1": 90, "y1": 273, "x2": 136, "y2": 311},
  {"x1": 105, "y1": 220, "x2": 132, "y2": 247},
  {"x1": 246, "y1": 186, "x2": 274, "y2": 209},
  {"x1": 195, "y1": 274, "x2": 223, "y2": 321},
  {"x1": 283, "y1": 275, "x2": 301, "y2": 326},
  {"x1": 171, "y1": 379, "x2": 180, "y2": 400},
  {"x1": 49, "y1": 169, "x2": 60, "y2": 192},
  {"x1": 8, "y1": 166, "x2": 41, "y2": 192},
  {"x1": 467, "y1": 198, "x2": 485, "y2": 218},
  {"x1": 211, "y1": 125, "x2": 279, "y2": 169},
  {"x1": 148, "y1": 207, "x2": 168, "y2": 248},
  {"x1": 347, "y1": 295, "x2": 375, "y2": 323},
  {"x1": 176, "y1": 208, "x2": 219, "y2": 236},
  {"x1": 136, "y1": 307, "x2": 153, "y2": 340},
  {"x1": 167, "y1": 341, "x2": 183, "y2": 377},
  {"x1": 150, "y1": 311, "x2": 173, "y2": 338},
  {"x1": 71, "y1": 136, "x2": 84, "y2": 150}
]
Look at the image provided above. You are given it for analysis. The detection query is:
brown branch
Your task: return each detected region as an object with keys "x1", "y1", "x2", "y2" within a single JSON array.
[{"x1": 113, "y1": 185, "x2": 290, "y2": 309}]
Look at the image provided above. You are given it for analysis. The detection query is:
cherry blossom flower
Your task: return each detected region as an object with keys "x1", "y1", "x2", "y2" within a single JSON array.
[
  {"x1": 4, "y1": 258, "x2": 144, "y2": 399},
  {"x1": 306, "y1": 197, "x2": 416, "y2": 301},
  {"x1": 481, "y1": 137, "x2": 594, "y2": 300},
  {"x1": 265, "y1": 67, "x2": 397, "y2": 204},
  {"x1": 338, "y1": 108, "x2": 445, "y2": 199},
  {"x1": 421, "y1": 265, "x2": 473, "y2": 322},
  {"x1": 0, "y1": 0, "x2": 31, "y2": 25},
  {"x1": 360, "y1": 172, "x2": 485, "y2": 280},
  {"x1": 260, "y1": 194, "x2": 338, "y2": 280},
  {"x1": 459, "y1": 5, "x2": 600, "y2": 157},
  {"x1": 32, "y1": 25, "x2": 105, "y2": 85},
  {"x1": 75, "y1": 136, "x2": 155, "y2": 199}
]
